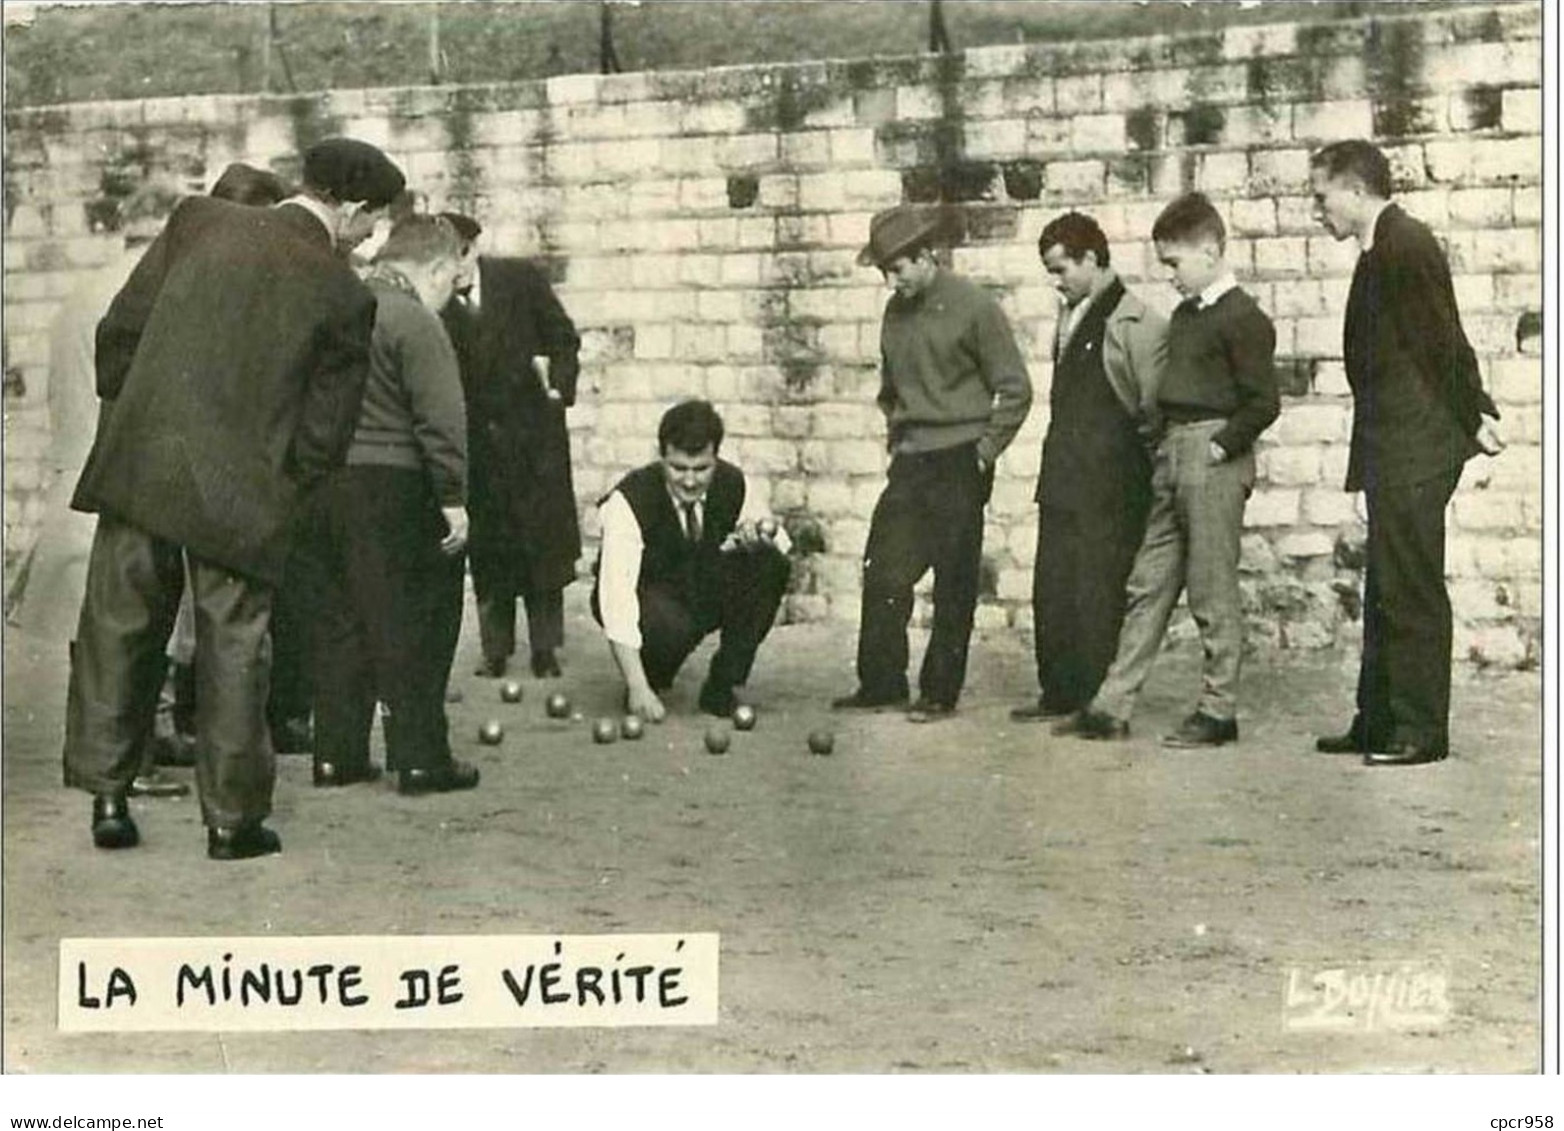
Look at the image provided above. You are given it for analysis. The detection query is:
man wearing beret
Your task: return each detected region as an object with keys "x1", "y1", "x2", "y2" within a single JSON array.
[
  {"x1": 65, "y1": 137, "x2": 404, "y2": 860},
  {"x1": 833, "y1": 205, "x2": 1033, "y2": 722}
]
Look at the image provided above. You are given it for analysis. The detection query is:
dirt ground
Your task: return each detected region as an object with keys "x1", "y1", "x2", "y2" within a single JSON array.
[{"x1": 2, "y1": 587, "x2": 1541, "y2": 1074}]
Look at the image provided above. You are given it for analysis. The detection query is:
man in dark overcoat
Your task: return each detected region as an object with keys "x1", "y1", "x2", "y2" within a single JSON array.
[
  {"x1": 1308, "y1": 139, "x2": 1503, "y2": 767},
  {"x1": 64, "y1": 138, "x2": 404, "y2": 859},
  {"x1": 439, "y1": 213, "x2": 583, "y2": 680}
]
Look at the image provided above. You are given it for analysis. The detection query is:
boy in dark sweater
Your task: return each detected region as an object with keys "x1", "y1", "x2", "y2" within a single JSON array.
[
  {"x1": 304, "y1": 215, "x2": 479, "y2": 795},
  {"x1": 1067, "y1": 193, "x2": 1279, "y2": 747}
]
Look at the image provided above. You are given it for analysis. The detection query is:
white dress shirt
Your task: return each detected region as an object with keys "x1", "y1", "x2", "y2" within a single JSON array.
[
  {"x1": 1196, "y1": 271, "x2": 1239, "y2": 310},
  {"x1": 597, "y1": 486, "x2": 791, "y2": 649}
]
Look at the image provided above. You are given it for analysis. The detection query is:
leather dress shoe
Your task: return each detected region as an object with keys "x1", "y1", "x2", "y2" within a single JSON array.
[
  {"x1": 207, "y1": 824, "x2": 282, "y2": 861},
  {"x1": 530, "y1": 650, "x2": 563, "y2": 679},
  {"x1": 1363, "y1": 742, "x2": 1449, "y2": 767},
  {"x1": 473, "y1": 656, "x2": 508, "y2": 678},
  {"x1": 698, "y1": 681, "x2": 738, "y2": 717},
  {"x1": 1010, "y1": 699, "x2": 1073, "y2": 723},
  {"x1": 151, "y1": 731, "x2": 197, "y2": 767},
  {"x1": 1162, "y1": 711, "x2": 1238, "y2": 749},
  {"x1": 270, "y1": 716, "x2": 314, "y2": 755},
  {"x1": 128, "y1": 770, "x2": 191, "y2": 799},
  {"x1": 907, "y1": 698, "x2": 955, "y2": 723},
  {"x1": 91, "y1": 795, "x2": 140, "y2": 850},
  {"x1": 1074, "y1": 708, "x2": 1130, "y2": 741},
  {"x1": 1315, "y1": 718, "x2": 1380, "y2": 754},
  {"x1": 313, "y1": 761, "x2": 383, "y2": 788},
  {"x1": 830, "y1": 688, "x2": 910, "y2": 712},
  {"x1": 398, "y1": 759, "x2": 481, "y2": 796}
]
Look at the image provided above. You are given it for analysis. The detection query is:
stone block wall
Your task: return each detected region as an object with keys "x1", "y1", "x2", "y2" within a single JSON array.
[{"x1": 3, "y1": 3, "x2": 1543, "y2": 664}]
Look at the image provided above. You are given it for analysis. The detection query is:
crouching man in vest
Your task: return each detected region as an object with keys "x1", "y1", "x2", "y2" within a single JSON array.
[{"x1": 592, "y1": 399, "x2": 792, "y2": 721}]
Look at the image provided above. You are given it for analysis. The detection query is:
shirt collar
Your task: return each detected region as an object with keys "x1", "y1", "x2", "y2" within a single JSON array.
[
  {"x1": 276, "y1": 195, "x2": 337, "y2": 247},
  {"x1": 1197, "y1": 272, "x2": 1239, "y2": 310}
]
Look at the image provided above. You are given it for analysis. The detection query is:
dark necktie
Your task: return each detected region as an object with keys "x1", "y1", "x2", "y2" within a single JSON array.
[{"x1": 682, "y1": 501, "x2": 702, "y2": 546}]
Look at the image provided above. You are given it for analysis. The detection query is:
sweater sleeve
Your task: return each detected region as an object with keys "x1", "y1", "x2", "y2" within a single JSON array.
[
  {"x1": 970, "y1": 296, "x2": 1033, "y2": 465},
  {"x1": 398, "y1": 301, "x2": 468, "y2": 505},
  {"x1": 1211, "y1": 304, "x2": 1280, "y2": 458}
]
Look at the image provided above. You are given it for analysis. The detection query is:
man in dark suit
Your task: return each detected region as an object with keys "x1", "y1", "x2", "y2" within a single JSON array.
[
  {"x1": 439, "y1": 213, "x2": 583, "y2": 681},
  {"x1": 65, "y1": 138, "x2": 404, "y2": 859},
  {"x1": 1308, "y1": 139, "x2": 1503, "y2": 767}
]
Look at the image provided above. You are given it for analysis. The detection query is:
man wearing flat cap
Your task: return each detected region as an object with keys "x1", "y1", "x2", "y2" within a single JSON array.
[
  {"x1": 833, "y1": 204, "x2": 1032, "y2": 722},
  {"x1": 65, "y1": 137, "x2": 403, "y2": 860}
]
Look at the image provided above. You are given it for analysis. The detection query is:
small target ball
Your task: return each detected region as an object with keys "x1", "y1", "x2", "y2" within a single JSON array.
[
  {"x1": 704, "y1": 727, "x2": 731, "y2": 755},
  {"x1": 732, "y1": 704, "x2": 757, "y2": 731},
  {"x1": 500, "y1": 680, "x2": 524, "y2": 704},
  {"x1": 807, "y1": 729, "x2": 835, "y2": 755},
  {"x1": 620, "y1": 715, "x2": 645, "y2": 741},
  {"x1": 478, "y1": 720, "x2": 504, "y2": 745},
  {"x1": 544, "y1": 691, "x2": 571, "y2": 719},
  {"x1": 591, "y1": 718, "x2": 618, "y2": 744}
]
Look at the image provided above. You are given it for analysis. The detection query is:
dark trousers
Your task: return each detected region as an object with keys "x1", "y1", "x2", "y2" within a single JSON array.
[
  {"x1": 1032, "y1": 503, "x2": 1147, "y2": 713},
  {"x1": 595, "y1": 547, "x2": 790, "y2": 693},
  {"x1": 856, "y1": 443, "x2": 992, "y2": 707},
  {"x1": 265, "y1": 537, "x2": 315, "y2": 730},
  {"x1": 305, "y1": 467, "x2": 464, "y2": 773},
  {"x1": 1355, "y1": 468, "x2": 1462, "y2": 750},
  {"x1": 64, "y1": 515, "x2": 275, "y2": 829},
  {"x1": 478, "y1": 586, "x2": 564, "y2": 664}
]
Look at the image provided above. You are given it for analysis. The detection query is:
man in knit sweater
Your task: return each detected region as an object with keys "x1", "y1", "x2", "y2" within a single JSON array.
[
  {"x1": 1069, "y1": 192, "x2": 1280, "y2": 747},
  {"x1": 833, "y1": 205, "x2": 1033, "y2": 722},
  {"x1": 302, "y1": 215, "x2": 479, "y2": 795}
]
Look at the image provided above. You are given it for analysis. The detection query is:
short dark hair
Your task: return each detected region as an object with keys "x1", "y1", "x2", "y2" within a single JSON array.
[
  {"x1": 1310, "y1": 139, "x2": 1393, "y2": 199},
  {"x1": 1151, "y1": 192, "x2": 1226, "y2": 250},
  {"x1": 1038, "y1": 211, "x2": 1110, "y2": 268},
  {"x1": 658, "y1": 399, "x2": 725, "y2": 457},
  {"x1": 439, "y1": 211, "x2": 482, "y2": 249},
  {"x1": 210, "y1": 163, "x2": 289, "y2": 207},
  {"x1": 373, "y1": 214, "x2": 462, "y2": 267}
]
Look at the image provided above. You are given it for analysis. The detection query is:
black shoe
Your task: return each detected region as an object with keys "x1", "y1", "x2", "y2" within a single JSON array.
[
  {"x1": 698, "y1": 681, "x2": 738, "y2": 717},
  {"x1": 151, "y1": 731, "x2": 197, "y2": 767},
  {"x1": 1074, "y1": 708, "x2": 1130, "y2": 741},
  {"x1": 207, "y1": 823, "x2": 282, "y2": 861},
  {"x1": 1363, "y1": 742, "x2": 1449, "y2": 767},
  {"x1": 1316, "y1": 714, "x2": 1371, "y2": 753},
  {"x1": 1010, "y1": 699, "x2": 1074, "y2": 723},
  {"x1": 530, "y1": 650, "x2": 562, "y2": 679},
  {"x1": 830, "y1": 688, "x2": 910, "y2": 712},
  {"x1": 128, "y1": 770, "x2": 190, "y2": 799},
  {"x1": 473, "y1": 657, "x2": 507, "y2": 678},
  {"x1": 270, "y1": 716, "x2": 314, "y2": 755},
  {"x1": 398, "y1": 759, "x2": 481, "y2": 796},
  {"x1": 91, "y1": 795, "x2": 140, "y2": 850},
  {"x1": 313, "y1": 761, "x2": 383, "y2": 788},
  {"x1": 1162, "y1": 711, "x2": 1238, "y2": 748},
  {"x1": 907, "y1": 699, "x2": 955, "y2": 724}
]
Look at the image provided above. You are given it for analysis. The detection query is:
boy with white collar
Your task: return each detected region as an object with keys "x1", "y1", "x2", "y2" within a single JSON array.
[{"x1": 1067, "y1": 192, "x2": 1280, "y2": 747}]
